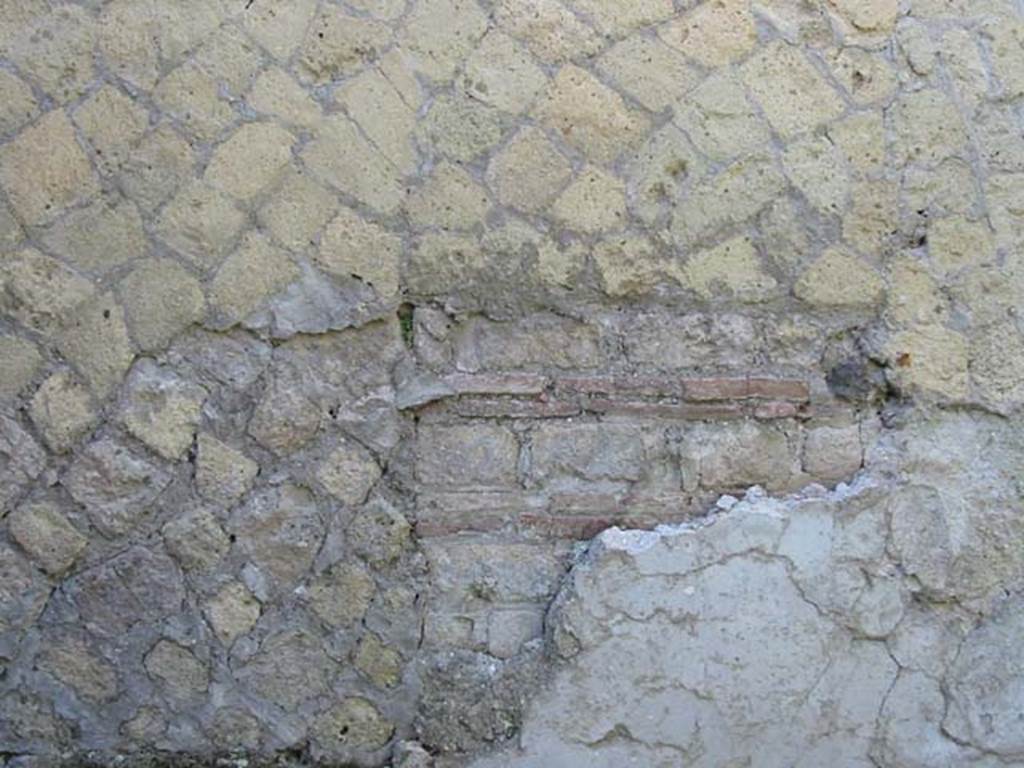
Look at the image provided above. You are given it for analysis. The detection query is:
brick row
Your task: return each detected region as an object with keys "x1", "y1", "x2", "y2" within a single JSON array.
[
  {"x1": 415, "y1": 491, "x2": 710, "y2": 539},
  {"x1": 443, "y1": 396, "x2": 809, "y2": 421},
  {"x1": 420, "y1": 372, "x2": 811, "y2": 409}
]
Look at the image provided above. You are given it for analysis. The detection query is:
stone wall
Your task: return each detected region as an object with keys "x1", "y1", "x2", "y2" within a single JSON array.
[{"x1": 0, "y1": 0, "x2": 1023, "y2": 766}]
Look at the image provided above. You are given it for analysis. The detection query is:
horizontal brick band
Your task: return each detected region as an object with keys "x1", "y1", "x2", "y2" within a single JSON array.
[
  {"x1": 415, "y1": 372, "x2": 810, "y2": 407},
  {"x1": 450, "y1": 397, "x2": 583, "y2": 419},
  {"x1": 415, "y1": 490, "x2": 713, "y2": 539},
  {"x1": 434, "y1": 396, "x2": 808, "y2": 421},
  {"x1": 583, "y1": 398, "x2": 747, "y2": 420},
  {"x1": 554, "y1": 375, "x2": 687, "y2": 398},
  {"x1": 443, "y1": 372, "x2": 550, "y2": 396}
]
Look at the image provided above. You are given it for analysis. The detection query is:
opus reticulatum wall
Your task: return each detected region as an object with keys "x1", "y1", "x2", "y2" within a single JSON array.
[{"x1": 1, "y1": 0, "x2": 1024, "y2": 766}]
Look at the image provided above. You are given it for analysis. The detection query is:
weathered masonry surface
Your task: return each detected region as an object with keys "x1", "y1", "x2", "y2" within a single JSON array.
[{"x1": 1, "y1": 0, "x2": 1024, "y2": 766}]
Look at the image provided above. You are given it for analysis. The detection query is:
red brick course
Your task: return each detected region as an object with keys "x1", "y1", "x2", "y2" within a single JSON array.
[
  {"x1": 408, "y1": 372, "x2": 811, "y2": 416},
  {"x1": 412, "y1": 371, "x2": 826, "y2": 539}
]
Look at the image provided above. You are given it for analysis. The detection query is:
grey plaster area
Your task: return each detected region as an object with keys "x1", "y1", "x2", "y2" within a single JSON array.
[{"x1": 470, "y1": 412, "x2": 1024, "y2": 768}]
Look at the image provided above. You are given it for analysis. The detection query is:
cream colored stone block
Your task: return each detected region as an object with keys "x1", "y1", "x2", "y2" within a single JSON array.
[
  {"x1": 41, "y1": 198, "x2": 147, "y2": 276},
  {"x1": 204, "y1": 582, "x2": 261, "y2": 646},
  {"x1": 302, "y1": 115, "x2": 405, "y2": 214},
  {"x1": 210, "y1": 234, "x2": 299, "y2": 326},
  {"x1": 597, "y1": 35, "x2": 700, "y2": 113},
  {"x1": 398, "y1": 0, "x2": 488, "y2": 82},
  {"x1": 487, "y1": 127, "x2": 573, "y2": 214},
  {"x1": 8, "y1": 5, "x2": 95, "y2": 103},
  {"x1": 891, "y1": 89, "x2": 968, "y2": 165},
  {"x1": 552, "y1": 168, "x2": 628, "y2": 234},
  {"x1": 970, "y1": 321, "x2": 1024, "y2": 406},
  {"x1": 73, "y1": 86, "x2": 149, "y2": 176},
  {"x1": 905, "y1": 159, "x2": 978, "y2": 220},
  {"x1": 165, "y1": 508, "x2": 231, "y2": 574},
  {"x1": 537, "y1": 240, "x2": 587, "y2": 288},
  {"x1": 842, "y1": 180, "x2": 899, "y2": 255},
  {"x1": 240, "y1": 0, "x2": 317, "y2": 61},
  {"x1": 928, "y1": 216, "x2": 996, "y2": 274},
  {"x1": 247, "y1": 68, "x2": 322, "y2": 129},
  {"x1": 672, "y1": 156, "x2": 786, "y2": 245},
  {"x1": 826, "y1": 47, "x2": 898, "y2": 106},
  {"x1": 983, "y1": 19, "x2": 1024, "y2": 99},
  {"x1": 335, "y1": 69, "x2": 418, "y2": 173},
  {"x1": 674, "y1": 72, "x2": 772, "y2": 163},
  {"x1": 154, "y1": 63, "x2": 235, "y2": 142},
  {"x1": 742, "y1": 42, "x2": 846, "y2": 139},
  {"x1": 1, "y1": 248, "x2": 96, "y2": 336},
  {"x1": 29, "y1": 371, "x2": 98, "y2": 453},
  {"x1": 119, "y1": 259, "x2": 206, "y2": 352},
  {"x1": 298, "y1": 6, "x2": 391, "y2": 84},
  {"x1": 354, "y1": 632, "x2": 402, "y2": 688},
  {"x1": 566, "y1": 0, "x2": 674, "y2": 35},
  {"x1": 594, "y1": 237, "x2": 672, "y2": 298},
  {"x1": 886, "y1": 257, "x2": 947, "y2": 326},
  {"x1": 257, "y1": 169, "x2": 337, "y2": 252},
  {"x1": 205, "y1": 122, "x2": 295, "y2": 202},
  {"x1": 887, "y1": 325, "x2": 969, "y2": 399},
  {"x1": 121, "y1": 361, "x2": 206, "y2": 460},
  {"x1": 417, "y1": 93, "x2": 505, "y2": 163},
  {"x1": 156, "y1": 182, "x2": 247, "y2": 271},
  {"x1": 783, "y1": 136, "x2": 849, "y2": 216},
  {"x1": 196, "y1": 434, "x2": 258, "y2": 505},
  {"x1": 317, "y1": 209, "x2": 401, "y2": 299},
  {"x1": 685, "y1": 236, "x2": 778, "y2": 302},
  {"x1": 493, "y1": 0, "x2": 603, "y2": 64},
  {"x1": 193, "y1": 24, "x2": 263, "y2": 96},
  {"x1": 795, "y1": 249, "x2": 885, "y2": 308},
  {"x1": 0, "y1": 70, "x2": 39, "y2": 136},
  {"x1": 406, "y1": 232, "x2": 484, "y2": 294},
  {"x1": 144, "y1": 641, "x2": 208, "y2": 698},
  {"x1": 377, "y1": 49, "x2": 424, "y2": 110},
  {"x1": 828, "y1": 112, "x2": 887, "y2": 176},
  {"x1": 305, "y1": 563, "x2": 376, "y2": 627},
  {"x1": 828, "y1": 0, "x2": 899, "y2": 33},
  {"x1": 97, "y1": 0, "x2": 161, "y2": 90},
  {"x1": 406, "y1": 163, "x2": 491, "y2": 231},
  {"x1": 626, "y1": 124, "x2": 706, "y2": 226},
  {"x1": 534, "y1": 65, "x2": 650, "y2": 164},
  {"x1": 660, "y1": 0, "x2": 758, "y2": 67},
  {"x1": 463, "y1": 30, "x2": 548, "y2": 114},
  {"x1": 0, "y1": 336, "x2": 41, "y2": 401},
  {"x1": 8, "y1": 501, "x2": 87, "y2": 576},
  {"x1": 56, "y1": 293, "x2": 136, "y2": 399},
  {"x1": 985, "y1": 172, "x2": 1024, "y2": 250},
  {"x1": 317, "y1": 441, "x2": 382, "y2": 506},
  {"x1": 0, "y1": 111, "x2": 100, "y2": 227},
  {"x1": 119, "y1": 126, "x2": 196, "y2": 214}
]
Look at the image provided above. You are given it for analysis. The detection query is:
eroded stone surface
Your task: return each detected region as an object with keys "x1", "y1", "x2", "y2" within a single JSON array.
[
  {"x1": 7, "y1": 500, "x2": 87, "y2": 576},
  {"x1": 474, "y1": 413, "x2": 1024, "y2": 768},
  {"x1": 29, "y1": 370, "x2": 97, "y2": 453},
  {"x1": 1, "y1": 1, "x2": 1023, "y2": 765},
  {"x1": 120, "y1": 360, "x2": 206, "y2": 460},
  {"x1": 65, "y1": 438, "x2": 171, "y2": 538}
]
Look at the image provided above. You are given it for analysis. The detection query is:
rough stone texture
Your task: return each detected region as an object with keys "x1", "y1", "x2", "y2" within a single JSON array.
[
  {"x1": 7, "y1": 500, "x2": 87, "y2": 576},
  {"x1": 28, "y1": 370, "x2": 97, "y2": 453},
  {"x1": 120, "y1": 360, "x2": 206, "y2": 460},
  {"x1": 474, "y1": 413, "x2": 1024, "y2": 767},
  {"x1": 64, "y1": 438, "x2": 171, "y2": 537},
  {"x1": 1, "y1": 1, "x2": 1023, "y2": 766}
]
